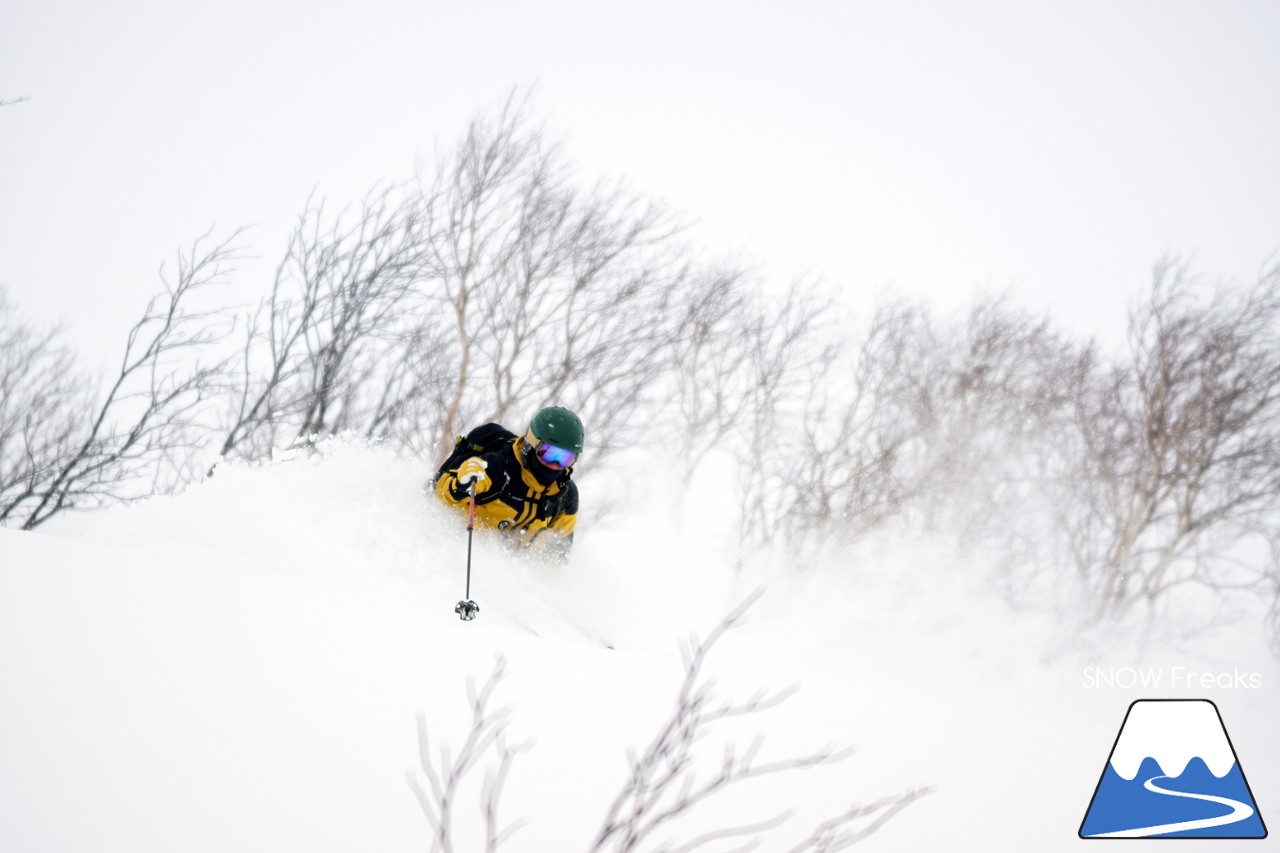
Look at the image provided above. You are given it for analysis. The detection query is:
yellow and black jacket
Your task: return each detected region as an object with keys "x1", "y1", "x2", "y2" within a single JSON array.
[{"x1": 434, "y1": 440, "x2": 579, "y2": 560}]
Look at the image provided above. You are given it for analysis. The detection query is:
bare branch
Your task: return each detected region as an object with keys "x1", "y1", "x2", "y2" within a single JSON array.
[
  {"x1": 588, "y1": 588, "x2": 926, "y2": 852},
  {"x1": 408, "y1": 657, "x2": 530, "y2": 853},
  {"x1": 2, "y1": 232, "x2": 241, "y2": 529}
]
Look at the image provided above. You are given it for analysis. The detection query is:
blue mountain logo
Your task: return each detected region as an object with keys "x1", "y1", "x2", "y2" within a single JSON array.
[{"x1": 1080, "y1": 699, "x2": 1267, "y2": 838}]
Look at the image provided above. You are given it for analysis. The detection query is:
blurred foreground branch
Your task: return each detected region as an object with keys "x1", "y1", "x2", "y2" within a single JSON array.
[
  {"x1": 409, "y1": 657, "x2": 530, "y2": 853},
  {"x1": 409, "y1": 592, "x2": 929, "y2": 853},
  {"x1": 589, "y1": 589, "x2": 930, "y2": 852}
]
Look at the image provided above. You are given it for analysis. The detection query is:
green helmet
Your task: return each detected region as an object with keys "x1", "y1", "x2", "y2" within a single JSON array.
[{"x1": 529, "y1": 406, "x2": 585, "y2": 453}]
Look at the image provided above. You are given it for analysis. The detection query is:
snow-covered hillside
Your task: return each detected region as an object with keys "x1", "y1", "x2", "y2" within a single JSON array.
[{"x1": 2, "y1": 440, "x2": 1276, "y2": 851}]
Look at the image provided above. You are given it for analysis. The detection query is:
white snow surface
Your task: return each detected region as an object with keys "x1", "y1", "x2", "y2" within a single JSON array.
[
  {"x1": 1, "y1": 438, "x2": 1276, "y2": 852},
  {"x1": 1109, "y1": 700, "x2": 1238, "y2": 781}
]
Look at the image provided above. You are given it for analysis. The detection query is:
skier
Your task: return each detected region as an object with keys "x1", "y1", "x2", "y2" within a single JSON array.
[{"x1": 434, "y1": 407, "x2": 583, "y2": 562}]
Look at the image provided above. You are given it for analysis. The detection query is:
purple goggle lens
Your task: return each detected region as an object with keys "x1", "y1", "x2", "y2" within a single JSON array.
[{"x1": 534, "y1": 441, "x2": 577, "y2": 469}]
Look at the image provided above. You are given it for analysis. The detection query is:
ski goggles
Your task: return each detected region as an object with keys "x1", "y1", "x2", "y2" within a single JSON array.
[{"x1": 524, "y1": 430, "x2": 578, "y2": 469}]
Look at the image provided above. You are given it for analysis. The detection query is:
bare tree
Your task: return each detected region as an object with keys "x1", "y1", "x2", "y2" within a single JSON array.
[
  {"x1": 1058, "y1": 258, "x2": 1280, "y2": 619},
  {"x1": 721, "y1": 278, "x2": 836, "y2": 543},
  {"x1": 664, "y1": 270, "x2": 830, "y2": 482},
  {"x1": 417, "y1": 90, "x2": 691, "y2": 464},
  {"x1": 720, "y1": 260, "x2": 1280, "y2": 638},
  {"x1": 361, "y1": 315, "x2": 460, "y2": 457},
  {"x1": 749, "y1": 294, "x2": 1077, "y2": 547},
  {"x1": 771, "y1": 297, "x2": 935, "y2": 543},
  {"x1": 289, "y1": 189, "x2": 427, "y2": 439},
  {"x1": 667, "y1": 263, "x2": 753, "y2": 470},
  {"x1": 1, "y1": 234, "x2": 238, "y2": 528},
  {"x1": 1266, "y1": 542, "x2": 1280, "y2": 657},
  {"x1": 206, "y1": 95, "x2": 854, "y2": 491},
  {"x1": 214, "y1": 92, "x2": 705, "y2": 471},
  {"x1": 216, "y1": 185, "x2": 429, "y2": 461},
  {"x1": 0, "y1": 291, "x2": 94, "y2": 525},
  {"x1": 908, "y1": 295, "x2": 1086, "y2": 544}
]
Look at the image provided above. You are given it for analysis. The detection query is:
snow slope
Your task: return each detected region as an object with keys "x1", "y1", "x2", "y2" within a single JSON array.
[{"x1": 1, "y1": 439, "x2": 1276, "y2": 851}]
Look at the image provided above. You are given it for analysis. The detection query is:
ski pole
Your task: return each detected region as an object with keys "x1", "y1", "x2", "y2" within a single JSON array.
[
  {"x1": 455, "y1": 481, "x2": 480, "y2": 621},
  {"x1": 465, "y1": 481, "x2": 476, "y2": 598}
]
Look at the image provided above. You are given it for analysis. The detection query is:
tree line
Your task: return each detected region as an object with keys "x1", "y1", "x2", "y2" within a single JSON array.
[{"x1": 2, "y1": 94, "x2": 1278, "y2": 645}]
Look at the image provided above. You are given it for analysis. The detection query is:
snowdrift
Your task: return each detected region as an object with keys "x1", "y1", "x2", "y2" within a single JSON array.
[{"x1": 1, "y1": 439, "x2": 1276, "y2": 852}]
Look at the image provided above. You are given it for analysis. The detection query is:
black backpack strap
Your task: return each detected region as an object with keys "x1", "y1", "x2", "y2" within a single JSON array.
[
  {"x1": 435, "y1": 422, "x2": 518, "y2": 480},
  {"x1": 461, "y1": 422, "x2": 518, "y2": 454}
]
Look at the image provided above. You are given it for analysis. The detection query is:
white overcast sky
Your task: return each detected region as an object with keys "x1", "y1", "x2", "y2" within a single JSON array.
[{"x1": 2, "y1": 0, "x2": 1279, "y2": 360}]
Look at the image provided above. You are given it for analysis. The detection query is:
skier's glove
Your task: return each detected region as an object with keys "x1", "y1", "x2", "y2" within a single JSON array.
[{"x1": 457, "y1": 457, "x2": 490, "y2": 493}]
